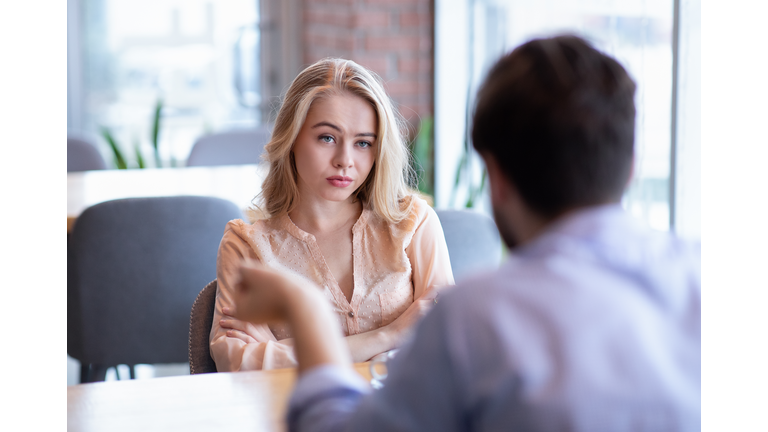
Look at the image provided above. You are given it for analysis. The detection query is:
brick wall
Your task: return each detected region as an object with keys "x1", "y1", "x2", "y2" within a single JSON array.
[{"x1": 302, "y1": 0, "x2": 434, "y2": 132}]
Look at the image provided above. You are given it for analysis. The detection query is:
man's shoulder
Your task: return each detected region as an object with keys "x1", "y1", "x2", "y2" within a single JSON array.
[
  {"x1": 439, "y1": 233, "x2": 700, "y2": 323},
  {"x1": 437, "y1": 259, "x2": 527, "y2": 312}
]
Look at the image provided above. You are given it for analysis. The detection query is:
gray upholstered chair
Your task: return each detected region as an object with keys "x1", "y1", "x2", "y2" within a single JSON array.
[
  {"x1": 68, "y1": 136, "x2": 108, "y2": 172},
  {"x1": 188, "y1": 280, "x2": 219, "y2": 374},
  {"x1": 186, "y1": 126, "x2": 271, "y2": 167},
  {"x1": 435, "y1": 209, "x2": 503, "y2": 281},
  {"x1": 68, "y1": 196, "x2": 243, "y2": 382}
]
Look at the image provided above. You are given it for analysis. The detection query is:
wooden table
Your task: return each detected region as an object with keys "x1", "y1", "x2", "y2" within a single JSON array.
[
  {"x1": 67, "y1": 164, "x2": 268, "y2": 232},
  {"x1": 68, "y1": 363, "x2": 372, "y2": 432}
]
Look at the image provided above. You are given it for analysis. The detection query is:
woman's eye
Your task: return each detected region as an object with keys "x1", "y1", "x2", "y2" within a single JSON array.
[
  {"x1": 357, "y1": 141, "x2": 372, "y2": 148},
  {"x1": 320, "y1": 135, "x2": 334, "y2": 143}
]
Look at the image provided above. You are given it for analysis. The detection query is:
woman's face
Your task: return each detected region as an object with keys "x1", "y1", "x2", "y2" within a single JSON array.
[{"x1": 292, "y1": 92, "x2": 378, "y2": 205}]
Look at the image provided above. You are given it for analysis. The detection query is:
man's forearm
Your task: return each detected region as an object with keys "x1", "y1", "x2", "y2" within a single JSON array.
[{"x1": 287, "y1": 288, "x2": 353, "y2": 374}]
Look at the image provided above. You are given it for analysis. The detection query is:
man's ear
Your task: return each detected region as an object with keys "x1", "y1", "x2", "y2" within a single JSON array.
[
  {"x1": 482, "y1": 152, "x2": 513, "y2": 205},
  {"x1": 625, "y1": 154, "x2": 635, "y2": 189}
]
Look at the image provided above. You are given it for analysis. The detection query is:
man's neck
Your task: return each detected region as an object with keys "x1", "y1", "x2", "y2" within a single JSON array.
[{"x1": 498, "y1": 201, "x2": 581, "y2": 250}]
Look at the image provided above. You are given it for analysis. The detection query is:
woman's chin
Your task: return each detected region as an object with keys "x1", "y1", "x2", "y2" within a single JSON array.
[{"x1": 318, "y1": 191, "x2": 357, "y2": 204}]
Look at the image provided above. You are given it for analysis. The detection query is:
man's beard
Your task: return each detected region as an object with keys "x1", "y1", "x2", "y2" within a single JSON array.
[{"x1": 492, "y1": 205, "x2": 519, "y2": 250}]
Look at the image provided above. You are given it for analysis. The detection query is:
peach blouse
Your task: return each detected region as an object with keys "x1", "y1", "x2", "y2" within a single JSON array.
[{"x1": 210, "y1": 196, "x2": 455, "y2": 371}]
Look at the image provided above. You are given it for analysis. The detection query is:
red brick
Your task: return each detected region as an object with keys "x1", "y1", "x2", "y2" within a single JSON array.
[
  {"x1": 305, "y1": 8, "x2": 353, "y2": 27},
  {"x1": 411, "y1": 103, "x2": 434, "y2": 117},
  {"x1": 305, "y1": 52, "x2": 325, "y2": 65},
  {"x1": 306, "y1": 0, "x2": 356, "y2": 5},
  {"x1": 365, "y1": 0, "x2": 419, "y2": 5},
  {"x1": 398, "y1": 57, "x2": 432, "y2": 74},
  {"x1": 304, "y1": 29, "x2": 358, "y2": 52},
  {"x1": 302, "y1": 0, "x2": 434, "y2": 114},
  {"x1": 393, "y1": 97, "x2": 429, "y2": 112},
  {"x1": 353, "y1": 11, "x2": 391, "y2": 28},
  {"x1": 383, "y1": 79, "x2": 422, "y2": 96},
  {"x1": 400, "y1": 12, "x2": 432, "y2": 28},
  {"x1": 395, "y1": 103, "x2": 432, "y2": 122},
  {"x1": 366, "y1": 34, "x2": 431, "y2": 51},
  {"x1": 349, "y1": 55, "x2": 390, "y2": 77},
  {"x1": 307, "y1": 46, "x2": 349, "y2": 58}
]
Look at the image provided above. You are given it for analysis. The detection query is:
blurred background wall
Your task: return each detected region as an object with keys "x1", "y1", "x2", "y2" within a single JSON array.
[{"x1": 68, "y1": 0, "x2": 699, "y2": 240}]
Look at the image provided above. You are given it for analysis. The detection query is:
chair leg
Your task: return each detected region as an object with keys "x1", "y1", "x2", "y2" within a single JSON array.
[
  {"x1": 79, "y1": 364, "x2": 89, "y2": 384},
  {"x1": 129, "y1": 364, "x2": 136, "y2": 379},
  {"x1": 80, "y1": 363, "x2": 109, "y2": 383},
  {"x1": 92, "y1": 364, "x2": 108, "y2": 382}
]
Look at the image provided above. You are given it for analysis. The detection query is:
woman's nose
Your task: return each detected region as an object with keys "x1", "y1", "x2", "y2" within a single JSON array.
[{"x1": 333, "y1": 143, "x2": 354, "y2": 168}]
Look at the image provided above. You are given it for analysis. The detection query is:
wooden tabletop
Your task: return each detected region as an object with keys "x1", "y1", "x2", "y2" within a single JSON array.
[
  {"x1": 67, "y1": 164, "x2": 267, "y2": 232},
  {"x1": 68, "y1": 363, "x2": 372, "y2": 432}
]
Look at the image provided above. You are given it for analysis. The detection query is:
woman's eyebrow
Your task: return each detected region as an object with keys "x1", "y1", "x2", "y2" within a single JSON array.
[
  {"x1": 312, "y1": 121, "x2": 376, "y2": 138},
  {"x1": 311, "y1": 121, "x2": 341, "y2": 132}
]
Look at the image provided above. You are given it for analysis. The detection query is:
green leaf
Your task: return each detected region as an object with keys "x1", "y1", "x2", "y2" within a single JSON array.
[
  {"x1": 413, "y1": 117, "x2": 432, "y2": 166},
  {"x1": 151, "y1": 98, "x2": 163, "y2": 167},
  {"x1": 412, "y1": 116, "x2": 434, "y2": 196},
  {"x1": 101, "y1": 127, "x2": 128, "y2": 169},
  {"x1": 449, "y1": 152, "x2": 467, "y2": 208},
  {"x1": 466, "y1": 168, "x2": 488, "y2": 208},
  {"x1": 134, "y1": 139, "x2": 146, "y2": 169}
]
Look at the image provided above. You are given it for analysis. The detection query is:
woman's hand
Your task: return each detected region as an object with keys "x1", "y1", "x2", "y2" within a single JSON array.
[
  {"x1": 383, "y1": 289, "x2": 440, "y2": 344},
  {"x1": 220, "y1": 307, "x2": 258, "y2": 344}
]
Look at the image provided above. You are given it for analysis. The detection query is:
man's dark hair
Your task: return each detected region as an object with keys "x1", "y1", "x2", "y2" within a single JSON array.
[{"x1": 472, "y1": 35, "x2": 636, "y2": 218}]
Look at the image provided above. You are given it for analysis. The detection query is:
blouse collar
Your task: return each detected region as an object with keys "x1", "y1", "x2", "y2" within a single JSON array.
[{"x1": 277, "y1": 206, "x2": 371, "y2": 243}]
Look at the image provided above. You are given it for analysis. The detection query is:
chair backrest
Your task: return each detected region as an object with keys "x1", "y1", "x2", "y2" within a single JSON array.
[
  {"x1": 435, "y1": 209, "x2": 503, "y2": 281},
  {"x1": 68, "y1": 196, "x2": 243, "y2": 367},
  {"x1": 186, "y1": 127, "x2": 271, "y2": 167},
  {"x1": 68, "y1": 136, "x2": 108, "y2": 172},
  {"x1": 188, "y1": 280, "x2": 219, "y2": 374}
]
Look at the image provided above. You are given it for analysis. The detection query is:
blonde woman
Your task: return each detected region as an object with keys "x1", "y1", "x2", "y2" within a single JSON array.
[{"x1": 210, "y1": 58, "x2": 455, "y2": 371}]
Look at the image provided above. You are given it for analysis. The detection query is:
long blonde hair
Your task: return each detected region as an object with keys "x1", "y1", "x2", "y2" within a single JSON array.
[{"x1": 254, "y1": 58, "x2": 416, "y2": 223}]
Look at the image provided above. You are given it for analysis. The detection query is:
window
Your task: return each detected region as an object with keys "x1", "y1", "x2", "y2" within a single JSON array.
[
  {"x1": 435, "y1": 0, "x2": 700, "y2": 239},
  {"x1": 68, "y1": 0, "x2": 261, "y2": 166}
]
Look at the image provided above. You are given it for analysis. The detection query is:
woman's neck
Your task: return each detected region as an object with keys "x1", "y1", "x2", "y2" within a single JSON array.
[{"x1": 288, "y1": 196, "x2": 363, "y2": 235}]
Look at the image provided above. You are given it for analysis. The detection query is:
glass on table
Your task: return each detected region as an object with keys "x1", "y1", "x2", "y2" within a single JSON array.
[{"x1": 369, "y1": 349, "x2": 398, "y2": 389}]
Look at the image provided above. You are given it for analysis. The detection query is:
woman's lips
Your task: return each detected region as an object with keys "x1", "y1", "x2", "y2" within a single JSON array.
[{"x1": 327, "y1": 176, "x2": 353, "y2": 187}]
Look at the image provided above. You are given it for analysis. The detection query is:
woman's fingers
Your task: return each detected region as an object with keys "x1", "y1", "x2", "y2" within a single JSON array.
[
  {"x1": 220, "y1": 316, "x2": 249, "y2": 332},
  {"x1": 220, "y1": 307, "x2": 249, "y2": 331},
  {"x1": 226, "y1": 329, "x2": 257, "y2": 344},
  {"x1": 417, "y1": 287, "x2": 441, "y2": 303}
]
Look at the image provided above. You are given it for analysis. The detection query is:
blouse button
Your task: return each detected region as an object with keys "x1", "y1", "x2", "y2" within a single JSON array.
[{"x1": 348, "y1": 311, "x2": 355, "y2": 318}]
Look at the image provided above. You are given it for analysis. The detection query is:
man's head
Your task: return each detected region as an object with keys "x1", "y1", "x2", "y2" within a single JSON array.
[{"x1": 472, "y1": 35, "x2": 636, "y2": 232}]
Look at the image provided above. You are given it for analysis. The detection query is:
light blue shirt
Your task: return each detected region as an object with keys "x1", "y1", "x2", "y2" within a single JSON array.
[{"x1": 287, "y1": 205, "x2": 701, "y2": 432}]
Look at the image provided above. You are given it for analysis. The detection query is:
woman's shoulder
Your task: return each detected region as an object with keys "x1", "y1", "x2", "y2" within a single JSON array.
[
  {"x1": 223, "y1": 217, "x2": 280, "y2": 241},
  {"x1": 220, "y1": 217, "x2": 292, "y2": 261},
  {"x1": 380, "y1": 193, "x2": 436, "y2": 233},
  {"x1": 408, "y1": 192, "x2": 440, "y2": 221}
]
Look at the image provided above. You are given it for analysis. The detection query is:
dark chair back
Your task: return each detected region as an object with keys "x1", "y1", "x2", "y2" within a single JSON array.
[
  {"x1": 68, "y1": 137, "x2": 108, "y2": 172},
  {"x1": 186, "y1": 127, "x2": 271, "y2": 167},
  {"x1": 435, "y1": 209, "x2": 503, "y2": 281},
  {"x1": 68, "y1": 196, "x2": 242, "y2": 381},
  {"x1": 188, "y1": 280, "x2": 219, "y2": 374}
]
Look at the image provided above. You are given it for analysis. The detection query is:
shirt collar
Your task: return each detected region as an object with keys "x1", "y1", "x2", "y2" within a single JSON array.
[{"x1": 516, "y1": 203, "x2": 640, "y2": 259}]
